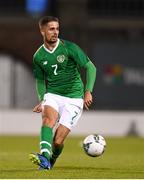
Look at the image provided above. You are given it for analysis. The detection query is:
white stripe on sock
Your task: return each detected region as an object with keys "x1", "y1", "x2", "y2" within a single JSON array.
[
  {"x1": 40, "y1": 141, "x2": 51, "y2": 147},
  {"x1": 40, "y1": 148, "x2": 51, "y2": 155}
]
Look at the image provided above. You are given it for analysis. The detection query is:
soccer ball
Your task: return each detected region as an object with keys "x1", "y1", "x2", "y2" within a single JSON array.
[{"x1": 83, "y1": 134, "x2": 106, "y2": 157}]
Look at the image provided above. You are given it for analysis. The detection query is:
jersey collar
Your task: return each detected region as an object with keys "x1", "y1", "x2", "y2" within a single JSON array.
[{"x1": 43, "y1": 39, "x2": 60, "y2": 54}]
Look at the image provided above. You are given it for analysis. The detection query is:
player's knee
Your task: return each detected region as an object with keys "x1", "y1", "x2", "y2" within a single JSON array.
[{"x1": 42, "y1": 117, "x2": 55, "y2": 128}]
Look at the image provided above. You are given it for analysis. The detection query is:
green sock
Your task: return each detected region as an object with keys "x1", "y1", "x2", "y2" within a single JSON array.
[
  {"x1": 51, "y1": 144, "x2": 64, "y2": 159},
  {"x1": 40, "y1": 126, "x2": 53, "y2": 161}
]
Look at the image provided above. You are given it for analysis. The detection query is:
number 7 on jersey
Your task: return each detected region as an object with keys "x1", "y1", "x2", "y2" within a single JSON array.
[{"x1": 52, "y1": 64, "x2": 58, "y2": 75}]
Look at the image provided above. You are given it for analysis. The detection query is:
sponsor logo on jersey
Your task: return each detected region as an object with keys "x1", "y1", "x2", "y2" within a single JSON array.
[
  {"x1": 57, "y1": 55, "x2": 65, "y2": 63},
  {"x1": 43, "y1": 61, "x2": 48, "y2": 65}
]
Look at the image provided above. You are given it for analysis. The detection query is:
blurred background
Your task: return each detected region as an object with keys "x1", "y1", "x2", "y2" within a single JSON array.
[{"x1": 0, "y1": 0, "x2": 144, "y2": 137}]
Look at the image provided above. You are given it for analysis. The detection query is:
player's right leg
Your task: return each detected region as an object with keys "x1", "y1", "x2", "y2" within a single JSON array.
[
  {"x1": 29, "y1": 153, "x2": 51, "y2": 169},
  {"x1": 29, "y1": 100, "x2": 59, "y2": 169}
]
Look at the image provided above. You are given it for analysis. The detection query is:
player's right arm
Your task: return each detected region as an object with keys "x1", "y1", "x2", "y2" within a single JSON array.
[
  {"x1": 33, "y1": 79, "x2": 46, "y2": 113},
  {"x1": 32, "y1": 55, "x2": 46, "y2": 113}
]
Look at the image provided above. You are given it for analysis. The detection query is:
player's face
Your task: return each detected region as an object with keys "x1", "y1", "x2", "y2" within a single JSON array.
[{"x1": 41, "y1": 21, "x2": 59, "y2": 44}]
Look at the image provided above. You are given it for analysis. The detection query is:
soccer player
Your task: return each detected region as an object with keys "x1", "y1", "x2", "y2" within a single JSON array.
[{"x1": 29, "y1": 16, "x2": 96, "y2": 170}]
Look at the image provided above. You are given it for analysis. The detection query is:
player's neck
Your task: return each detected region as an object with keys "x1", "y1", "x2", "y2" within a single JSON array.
[{"x1": 44, "y1": 40, "x2": 58, "y2": 51}]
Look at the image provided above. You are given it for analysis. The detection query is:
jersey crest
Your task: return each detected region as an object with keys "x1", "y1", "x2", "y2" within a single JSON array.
[{"x1": 57, "y1": 55, "x2": 65, "y2": 63}]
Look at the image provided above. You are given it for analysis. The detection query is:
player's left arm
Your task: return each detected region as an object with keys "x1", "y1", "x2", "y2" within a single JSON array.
[
  {"x1": 84, "y1": 61, "x2": 96, "y2": 110},
  {"x1": 67, "y1": 42, "x2": 96, "y2": 109}
]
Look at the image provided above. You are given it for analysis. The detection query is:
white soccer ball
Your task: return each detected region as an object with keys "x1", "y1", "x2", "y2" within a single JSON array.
[{"x1": 83, "y1": 134, "x2": 106, "y2": 157}]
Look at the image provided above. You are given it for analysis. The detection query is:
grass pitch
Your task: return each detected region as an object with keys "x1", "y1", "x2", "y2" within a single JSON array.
[{"x1": 0, "y1": 135, "x2": 144, "y2": 179}]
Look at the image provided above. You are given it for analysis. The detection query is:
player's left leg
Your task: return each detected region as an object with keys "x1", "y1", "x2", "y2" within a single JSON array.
[
  {"x1": 50, "y1": 98, "x2": 83, "y2": 168},
  {"x1": 50, "y1": 124, "x2": 70, "y2": 168}
]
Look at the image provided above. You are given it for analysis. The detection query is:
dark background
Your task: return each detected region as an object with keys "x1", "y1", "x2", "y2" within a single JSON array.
[{"x1": 0, "y1": 0, "x2": 144, "y2": 110}]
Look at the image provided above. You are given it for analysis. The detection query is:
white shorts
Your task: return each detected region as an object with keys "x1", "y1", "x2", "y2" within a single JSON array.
[{"x1": 42, "y1": 93, "x2": 84, "y2": 130}]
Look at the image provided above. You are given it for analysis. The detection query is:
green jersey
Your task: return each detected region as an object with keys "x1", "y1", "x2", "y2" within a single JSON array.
[{"x1": 33, "y1": 39, "x2": 90, "y2": 98}]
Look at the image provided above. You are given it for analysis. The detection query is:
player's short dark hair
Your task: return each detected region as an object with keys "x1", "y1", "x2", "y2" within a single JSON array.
[{"x1": 39, "y1": 16, "x2": 59, "y2": 27}]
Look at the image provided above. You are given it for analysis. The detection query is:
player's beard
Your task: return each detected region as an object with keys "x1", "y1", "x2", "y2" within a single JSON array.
[{"x1": 45, "y1": 35, "x2": 58, "y2": 45}]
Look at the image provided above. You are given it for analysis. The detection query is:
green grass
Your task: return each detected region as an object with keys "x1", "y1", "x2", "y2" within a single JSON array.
[{"x1": 0, "y1": 135, "x2": 144, "y2": 178}]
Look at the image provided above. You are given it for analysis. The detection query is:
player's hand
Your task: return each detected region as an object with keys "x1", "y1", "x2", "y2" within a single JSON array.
[
  {"x1": 33, "y1": 102, "x2": 42, "y2": 113},
  {"x1": 84, "y1": 91, "x2": 93, "y2": 110}
]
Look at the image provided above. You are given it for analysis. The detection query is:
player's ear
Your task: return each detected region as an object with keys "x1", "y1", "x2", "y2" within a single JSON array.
[
  {"x1": 40, "y1": 28, "x2": 45, "y2": 36},
  {"x1": 39, "y1": 25, "x2": 45, "y2": 36}
]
